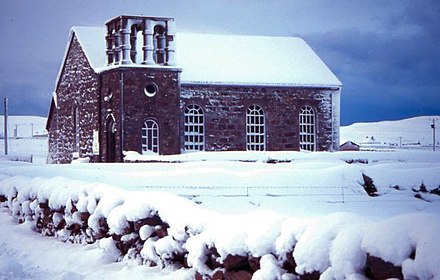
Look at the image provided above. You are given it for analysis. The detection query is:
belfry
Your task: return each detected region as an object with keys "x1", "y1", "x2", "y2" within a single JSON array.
[{"x1": 105, "y1": 16, "x2": 176, "y2": 66}]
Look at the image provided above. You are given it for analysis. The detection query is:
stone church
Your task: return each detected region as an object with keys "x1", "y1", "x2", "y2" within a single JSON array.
[{"x1": 46, "y1": 15, "x2": 342, "y2": 163}]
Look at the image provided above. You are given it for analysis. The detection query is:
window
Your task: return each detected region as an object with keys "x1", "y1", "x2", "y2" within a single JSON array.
[
  {"x1": 142, "y1": 119, "x2": 159, "y2": 155},
  {"x1": 246, "y1": 105, "x2": 266, "y2": 151},
  {"x1": 299, "y1": 106, "x2": 316, "y2": 151},
  {"x1": 144, "y1": 82, "x2": 158, "y2": 97},
  {"x1": 184, "y1": 104, "x2": 205, "y2": 151},
  {"x1": 73, "y1": 107, "x2": 80, "y2": 153}
]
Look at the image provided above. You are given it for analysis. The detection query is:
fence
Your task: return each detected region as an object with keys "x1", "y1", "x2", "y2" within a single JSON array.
[
  {"x1": 135, "y1": 185, "x2": 419, "y2": 204},
  {"x1": 0, "y1": 155, "x2": 33, "y2": 163}
]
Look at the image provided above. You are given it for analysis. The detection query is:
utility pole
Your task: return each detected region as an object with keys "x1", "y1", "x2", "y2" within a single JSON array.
[
  {"x1": 431, "y1": 119, "x2": 436, "y2": 151},
  {"x1": 3, "y1": 97, "x2": 8, "y2": 155}
]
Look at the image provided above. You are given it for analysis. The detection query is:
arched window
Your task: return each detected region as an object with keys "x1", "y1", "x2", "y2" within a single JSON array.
[
  {"x1": 73, "y1": 107, "x2": 80, "y2": 153},
  {"x1": 246, "y1": 105, "x2": 266, "y2": 151},
  {"x1": 184, "y1": 104, "x2": 205, "y2": 151},
  {"x1": 142, "y1": 119, "x2": 159, "y2": 155},
  {"x1": 299, "y1": 106, "x2": 316, "y2": 151}
]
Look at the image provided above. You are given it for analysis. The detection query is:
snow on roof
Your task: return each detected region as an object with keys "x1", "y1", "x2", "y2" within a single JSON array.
[
  {"x1": 72, "y1": 26, "x2": 107, "y2": 70},
  {"x1": 52, "y1": 27, "x2": 107, "y2": 97},
  {"x1": 177, "y1": 33, "x2": 341, "y2": 87},
  {"x1": 70, "y1": 26, "x2": 341, "y2": 87}
]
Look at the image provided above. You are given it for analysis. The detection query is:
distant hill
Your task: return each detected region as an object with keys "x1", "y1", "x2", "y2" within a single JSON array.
[
  {"x1": 0, "y1": 116, "x2": 47, "y2": 138},
  {"x1": 341, "y1": 116, "x2": 439, "y2": 149}
]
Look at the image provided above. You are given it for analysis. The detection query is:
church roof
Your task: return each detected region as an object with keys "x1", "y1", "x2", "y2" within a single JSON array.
[{"x1": 70, "y1": 26, "x2": 341, "y2": 87}]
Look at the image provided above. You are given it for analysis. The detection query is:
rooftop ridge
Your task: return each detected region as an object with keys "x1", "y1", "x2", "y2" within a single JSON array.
[{"x1": 68, "y1": 26, "x2": 341, "y2": 86}]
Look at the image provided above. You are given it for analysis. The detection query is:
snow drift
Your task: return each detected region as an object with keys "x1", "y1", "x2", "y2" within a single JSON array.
[{"x1": 1, "y1": 174, "x2": 439, "y2": 279}]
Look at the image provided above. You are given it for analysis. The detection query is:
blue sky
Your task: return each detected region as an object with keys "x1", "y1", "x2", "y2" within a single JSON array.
[{"x1": 0, "y1": 0, "x2": 439, "y2": 125}]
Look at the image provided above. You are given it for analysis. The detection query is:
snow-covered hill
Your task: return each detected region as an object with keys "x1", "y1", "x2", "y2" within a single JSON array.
[
  {"x1": 0, "y1": 116, "x2": 47, "y2": 138},
  {"x1": 340, "y1": 116, "x2": 440, "y2": 149},
  {"x1": 0, "y1": 116, "x2": 48, "y2": 164}
]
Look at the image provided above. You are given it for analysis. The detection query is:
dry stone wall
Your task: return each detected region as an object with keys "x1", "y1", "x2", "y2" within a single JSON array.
[{"x1": 1, "y1": 175, "x2": 424, "y2": 280}]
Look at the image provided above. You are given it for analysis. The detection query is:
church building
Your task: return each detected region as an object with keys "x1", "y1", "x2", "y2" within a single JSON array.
[{"x1": 46, "y1": 15, "x2": 342, "y2": 163}]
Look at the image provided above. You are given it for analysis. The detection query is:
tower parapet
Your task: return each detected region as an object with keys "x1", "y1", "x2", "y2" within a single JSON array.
[{"x1": 105, "y1": 15, "x2": 176, "y2": 66}]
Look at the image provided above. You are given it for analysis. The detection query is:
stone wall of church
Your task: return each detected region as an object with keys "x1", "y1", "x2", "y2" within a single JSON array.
[
  {"x1": 123, "y1": 68, "x2": 181, "y2": 155},
  {"x1": 180, "y1": 85, "x2": 336, "y2": 152},
  {"x1": 47, "y1": 35, "x2": 100, "y2": 163},
  {"x1": 99, "y1": 70, "x2": 121, "y2": 162},
  {"x1": 46, "y1": 103, "x2": 59, "y2": 164},
  {"x1": 99, "y1": 67, "x2": 181, "y2": 162}
]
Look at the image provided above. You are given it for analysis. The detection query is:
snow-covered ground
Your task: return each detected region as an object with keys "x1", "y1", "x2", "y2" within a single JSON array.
[
  {"x1": 0, "y1": 115, "x2": 440, "y2": 279},
  {"x1": 0, "y1": 116, "x2": 47, "y2": 139},
  {"x1": 341, "y1": 115, "x2": 440, "y2": 150},
  {"x1": 0, "y1": 208, "x2": 194, "y2": 280},
  {"x1": 2, "y1": 151, "x2": 440, "y2": 218},
  {"x1": 0, "y1": 116, "x2": 48, "y2": 164}
]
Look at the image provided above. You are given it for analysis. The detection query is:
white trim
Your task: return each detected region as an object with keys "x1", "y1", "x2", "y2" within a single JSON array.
[
  {"x1": 246, "y1": 105, "x2": 266, "y2": 151},
  {"x1": 181, "y1": 81, "x2": 342, "y2": 88},
  {"x1": 331, "y1": 88, "x2": 341, "y2": 150},
  {"x1": 299, "y1": 106, "x2": 316, "y2": 152},
  {"x1": 96, "y1": 63, "x2": 182, "y2": 74},
  {"x1": 184, "y1": 104, "x2": 205, "y2": 151},
  {"x1": 142, "y1": 119, "x2": 159, "y2": 155}
]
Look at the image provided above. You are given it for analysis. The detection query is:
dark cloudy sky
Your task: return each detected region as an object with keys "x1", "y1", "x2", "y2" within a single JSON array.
[{"x1": 1, "y1": 0, "x2": 439, "y2": 125}]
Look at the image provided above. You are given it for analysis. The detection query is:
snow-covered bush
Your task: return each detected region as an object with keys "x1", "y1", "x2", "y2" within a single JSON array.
[{"x1": 1, "y1": 175, "x2": 439, "y2": 279}]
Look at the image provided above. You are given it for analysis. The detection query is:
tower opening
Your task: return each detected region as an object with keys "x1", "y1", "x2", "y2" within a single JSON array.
[{"x1": 105, "y1": 16, "x2": 175, "y2": 66}]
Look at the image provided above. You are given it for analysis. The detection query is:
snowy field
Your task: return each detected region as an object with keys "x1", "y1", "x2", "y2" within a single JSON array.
[
  {"x1": 0, "y1": 116, "x2": 440, "y2": 279},
  {"x1": 0, "y1": 116, "x2": 48, "y2": 164},
  {"x1": 340, "y1": 116, "x2": 439, "y2": 150}
]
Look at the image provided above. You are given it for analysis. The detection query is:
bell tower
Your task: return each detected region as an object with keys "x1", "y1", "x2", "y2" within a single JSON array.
[
  {"x1": 105, "y1": 15, "x2": 176, "y2": 66},
  {"x1": 100, "y1": 15, "x2": 181, "y2": 162}
]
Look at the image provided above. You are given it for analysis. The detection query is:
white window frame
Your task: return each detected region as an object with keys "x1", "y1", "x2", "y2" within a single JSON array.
[
  {"x1": 184, "y1": 104, "x2": 205, "y2": 151},
  {"x1": 299, "y1": 106, "x2": 316, "y2": 151},
  {"x1": 246, "y1": 105, "x2": 266, "y2": 151},
  {"x1": 142, "y1": 119, "x2": 159, "y2": 155}
]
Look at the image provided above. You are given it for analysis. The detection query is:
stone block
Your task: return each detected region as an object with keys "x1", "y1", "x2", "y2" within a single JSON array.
[{"x1": 365, "y1": 254, "x2": 403, "y2": 280}]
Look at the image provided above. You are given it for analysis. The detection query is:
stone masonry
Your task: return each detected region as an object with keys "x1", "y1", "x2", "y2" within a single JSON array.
[
  {"x1": 47, "y1": 35, "x2": 99, "y2": 164},
  {"x1": 180, "y1": 85, "x2": 336, "y2": 152}
]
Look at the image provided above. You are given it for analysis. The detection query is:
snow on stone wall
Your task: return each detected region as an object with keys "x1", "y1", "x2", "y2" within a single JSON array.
[{"x1": 1, "y1": 175, "x2": 439, "y2": 279}]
